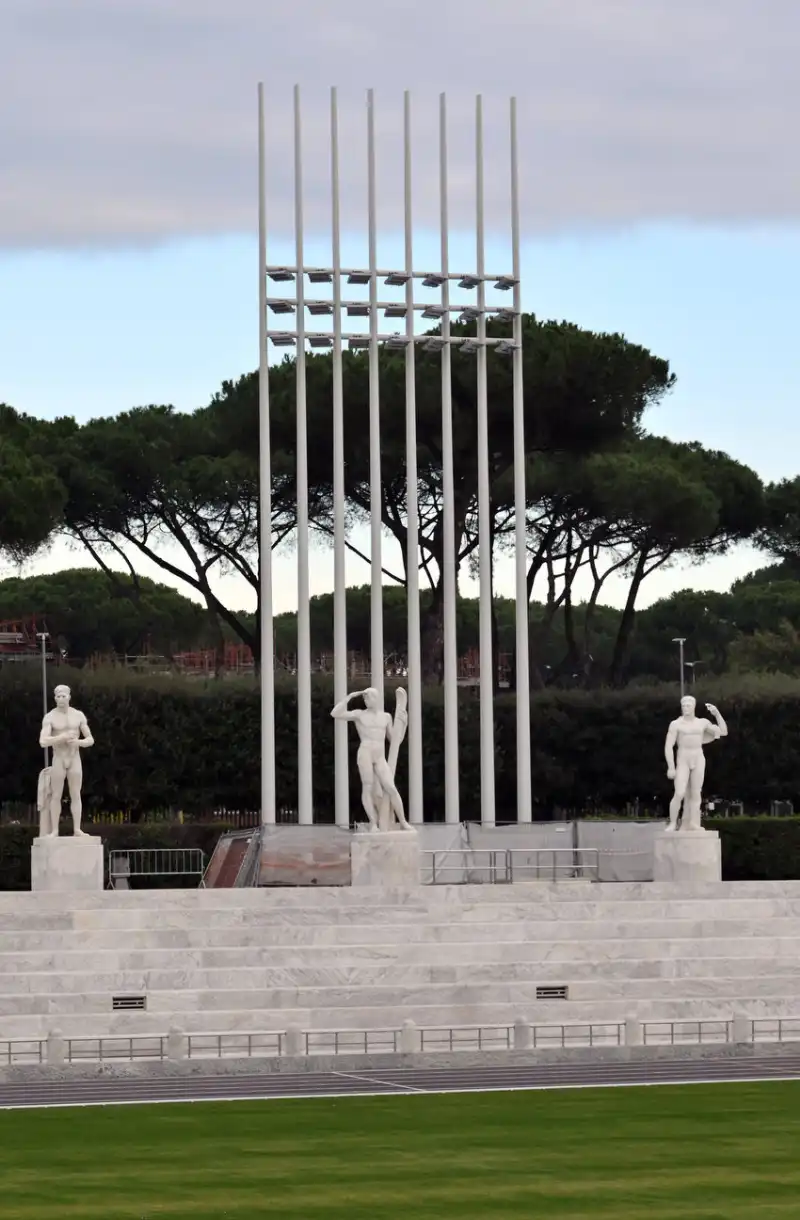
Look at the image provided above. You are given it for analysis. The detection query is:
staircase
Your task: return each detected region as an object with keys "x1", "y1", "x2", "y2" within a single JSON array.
[{"x1": 1, "y1": 880, "x2": 799, "y2": 1039}]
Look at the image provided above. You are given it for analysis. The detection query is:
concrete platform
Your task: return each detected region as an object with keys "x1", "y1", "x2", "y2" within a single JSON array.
[
  {"x1": 653, "y1": 829, "x2": 722, "y2": 885},
  {"x1": 350, "y1": 829, "x2": 420, "y2": 887},
  {"x1": 30, "y1": 836, "x2": 104, "y2": 893}
]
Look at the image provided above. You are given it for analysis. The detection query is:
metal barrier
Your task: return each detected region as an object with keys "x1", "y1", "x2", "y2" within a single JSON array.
[
  {"x1": 108, "y1": 848, "x2": 206, "y2": 890},
  {"x1": 3, "y1": 1016, "x2": 796, "y2": 1066},
  {"x1": 234, "y1": 827, "x2": 263, "y2": 888},
  {"x1": 424, "y1": 848, "x2": 602, "y2": 884}
]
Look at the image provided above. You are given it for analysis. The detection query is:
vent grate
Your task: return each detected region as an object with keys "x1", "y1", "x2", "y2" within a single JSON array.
[
  {"x1": 112, "y1": 995, "x2": 147, "y2": 1011},
  {"x1": 535, "y1": 985, "x2": 569, "y2": 1000}
]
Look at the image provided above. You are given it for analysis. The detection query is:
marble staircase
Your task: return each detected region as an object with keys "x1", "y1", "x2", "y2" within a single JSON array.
[{"x1": 1, "y1": 880, "x2": 799, "y2": 1039}]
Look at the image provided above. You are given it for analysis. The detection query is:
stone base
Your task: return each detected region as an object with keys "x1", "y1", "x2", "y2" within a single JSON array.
[
  {"x1": 31, "y1": 835, "x2": 105, "y2": 893},
  {"x1": 653, "y1": 829, "x2": 721, "y2": 885},
  {"x1": 350, "y1": 829, "x2": 420, "y2": 887}
]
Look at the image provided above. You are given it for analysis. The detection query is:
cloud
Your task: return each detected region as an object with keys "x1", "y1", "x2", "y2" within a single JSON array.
[{"x1": 2, "y1": 0, "x2": 798, "y2": 248}]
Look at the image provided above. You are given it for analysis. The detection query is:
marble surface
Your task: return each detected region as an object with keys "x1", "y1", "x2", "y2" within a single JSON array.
[
  {"x1": 653, "y1": 829, "x2": 722, "y2": 884},
  {"x1": 30, "y1": 835, "x2": 104, "y2": 893},
  {"x1": 350, "y1": 829, "x2": 421, "y2": 887}
]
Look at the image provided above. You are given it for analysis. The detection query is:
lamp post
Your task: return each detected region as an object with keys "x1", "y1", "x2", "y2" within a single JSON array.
[
  {"x1": 672, "y1": 637, "x2": 686, "y2": 698},
  {"x1": 36, "y1": 632, "x2": 49, "y2": 768},
  {"x1": 684, "y1": 660, "x2": 703, "y2": 688}
]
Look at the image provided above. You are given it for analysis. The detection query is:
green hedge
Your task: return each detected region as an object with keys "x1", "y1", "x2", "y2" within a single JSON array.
[
  {"x1": 3, "y1": 668, "x2": 800, "y2": 819},
  {"x1": 0, "y1": 819, "x2": 798, "y2": 888}
]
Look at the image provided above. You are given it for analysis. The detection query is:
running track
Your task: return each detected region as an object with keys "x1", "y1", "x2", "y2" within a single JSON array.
[{"x1": 2, "y1": 1054, "x2": 800, "y2": 1108}]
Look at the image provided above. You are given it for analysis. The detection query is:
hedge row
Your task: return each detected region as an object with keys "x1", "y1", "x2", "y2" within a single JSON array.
[
  {"x1": 3, "y1": 669, "x2": 800, "y2": 818},
  {"x1": 0, "y1": 819, "x2": 797, "y2": 889}
]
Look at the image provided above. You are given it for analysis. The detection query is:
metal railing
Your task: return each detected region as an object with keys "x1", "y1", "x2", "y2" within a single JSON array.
[
  {"x1": 424, "y1": 848, "x2": 601, "y2": 883},
  {"x1": 234, "y1": 828, "x2": 263, "y2": 888},
  {"x1": 3, "y1": 1017, "x2": 798, "y2": 1066},
  {"x1": 108, "y1": 849, "x2": 206, "y2": 889}
]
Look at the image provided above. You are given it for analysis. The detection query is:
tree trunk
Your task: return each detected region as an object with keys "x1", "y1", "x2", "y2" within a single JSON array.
[
  {"x1": 419, "y1": 581, "x2": 445, "y2": 684},
  {"x1": 608, "y1": 551, "x2": 647, "y2": 686}
]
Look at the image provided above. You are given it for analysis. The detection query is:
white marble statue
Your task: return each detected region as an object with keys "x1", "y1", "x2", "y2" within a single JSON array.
[
  {"x1": 664, "y1": 696, "x2": 727, "y2": 832},
  {"x1": 38, "y1": 685, "x2": 95, "y2": 837},
  {"x1": 331, "y1": 687, "x2": 412, "y2": 832}
]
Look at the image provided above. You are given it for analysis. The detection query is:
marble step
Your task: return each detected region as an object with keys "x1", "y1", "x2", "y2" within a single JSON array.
[
  {"x1": 1, "y1": 995, "x2": 798, "y2": 1041},
  {"x1": 2, "y1": 916, "x2": 800, "y2": 954},
  {"x1": 2, "y1": 975, "x2": 800, "y2": 1020},
  {"x1": 1, "y1": 955, "x2": 799, "y2": 995},
  {"x1": 3, "y1": 934, "x2": 799, "y2": 973}
]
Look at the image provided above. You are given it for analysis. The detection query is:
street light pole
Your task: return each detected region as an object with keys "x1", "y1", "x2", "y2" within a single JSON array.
[
  {"x1": 36, "y1": 632, "x2": 49, "y2": 768},
  {"x1": 672, "y1": 637, "x2": 686, "y2": 698}
]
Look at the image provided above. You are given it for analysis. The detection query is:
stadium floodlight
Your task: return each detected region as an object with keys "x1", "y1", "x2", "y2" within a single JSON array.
[
  {"x1": 494, "y1": 307, "x2": 517, "y2": 321},
  {"x1": 458, "y1": 274, "x2": 481, "y2": 289},
  {"x1": 384, "y1": 272, "x2": 409, "y2": 286},
  {"x1": 495, "y1": 339, "x2": 517, "y2": 356},
  {"x1": 458, "y1": 306, "x2": 480, "y2": 322},
  {"x1": 422, "y1": 304, "x2": 445, "y2": 319},
  {"x1": 268, "y1": 268, "x2": 295, "y2": 282},
  {"x1": 348, "y1": 336, "x2": 370, "y2": 350},
  {"x1": 308, "y1": 269, "x2": 332, "y2": 283},
  {"x1": 385, "y1": 333, "x2": 410, "y2": 349},
  {"x1": 347, "y1": 270, "x2": 371, "y2": 285},
  {"x1": 307, "y1": 301, "x2": 334, "y2": 316},
  {"x1": 384, "y1": 304, "x2": 407, "y2": 318},
  {"x1": 422, "y1": 335, "x2": 446, "y2": 352},
  {"x1": 460, "y1": 338, "x2": 481, "y2": 354},
  {"x1": 267, "y1": 301, "x2": 294, "y2": 314},
  {"x1": 346, "y1": 303, "x2": 370, "y2": 317},
  {"x1": 309, "y1": 335, "x2": 333, "y2": 348},
  {"x1": 270, "y1": 332, "x2": 296, "y2": 347},
  {"x1": 422, "y1": 273, "x2": 445, "y2": 288},
  {"x1": 493, "y1": 275, "x2": 517, "y2": 291}
]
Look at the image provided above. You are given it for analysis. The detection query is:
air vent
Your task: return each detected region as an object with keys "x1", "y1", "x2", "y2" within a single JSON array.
[
  {"x1": 536, "y1": 985, "x2": 569, "y2": 1000},
  {"x1": 112, "y1": 995, "x2": 146, "y2": 1011}
]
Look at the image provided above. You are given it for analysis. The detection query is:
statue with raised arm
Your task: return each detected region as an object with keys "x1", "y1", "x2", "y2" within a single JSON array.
[
  {"x1": 38, "y1": 685, "x2": 95, "y2": 837},
  {"x1": 331, "y1": 687, "x2": 412, "y2": 832},
  {"x1": 664, "y1": 696, "x2": 727, "y2": 831}
]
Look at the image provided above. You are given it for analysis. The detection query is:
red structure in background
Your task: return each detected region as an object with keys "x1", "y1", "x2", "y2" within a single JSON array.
[
  {"x1": 173, "y1": 643, "x2": 255, "y2": 676},
  {"x1": 0, "y1": 615, "x2": 53, "y2": 663}
]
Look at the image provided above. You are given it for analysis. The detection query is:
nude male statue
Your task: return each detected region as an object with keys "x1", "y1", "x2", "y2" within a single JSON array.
[
  {"x1": 331, "y1": 687, "x2": 412, "y2": 832},
  {"x1": 664, "y1": 696, "x2": 727, "y2": 832},
  {"x1": 38, "y1": 685, "x2": 95, "y2": 837}
]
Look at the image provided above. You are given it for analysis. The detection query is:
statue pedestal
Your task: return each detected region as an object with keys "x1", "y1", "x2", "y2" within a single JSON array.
[
  {"x1": 350, "y1": 829, "x2": 420, "y2": 887},
  {"x1": 653, "y1": 829, "x2": 721, "y2": 886},
  {"x1": 31, "y1": 836, "x2": 105, "y2": 893}
]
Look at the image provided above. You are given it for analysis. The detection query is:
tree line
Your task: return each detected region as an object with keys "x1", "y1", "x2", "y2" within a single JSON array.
[{"x1": 3, "y1": 312, "x2": 799, "y2": 685}]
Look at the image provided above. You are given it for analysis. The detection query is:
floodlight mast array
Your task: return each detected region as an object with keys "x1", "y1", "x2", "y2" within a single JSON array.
[{"x1": 257, "y1": 84, "x2": 532, "y2": 828}]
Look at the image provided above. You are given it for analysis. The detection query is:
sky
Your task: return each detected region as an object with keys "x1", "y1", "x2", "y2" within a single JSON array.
[{"x1": 1, "y1": 0, "x2": 798, "y2": 615}]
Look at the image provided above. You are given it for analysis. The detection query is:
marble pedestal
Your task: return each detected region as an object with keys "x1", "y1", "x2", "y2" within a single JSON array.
[
  {"x1": 350, "y1": 829, "x2": 420, "y2": 887},
  {"x1": 31, "y1": 836, "x2": 104, "y2": 893},
  {"x1": 653, "y1": 829, "x2": 721, "y2": 885}
]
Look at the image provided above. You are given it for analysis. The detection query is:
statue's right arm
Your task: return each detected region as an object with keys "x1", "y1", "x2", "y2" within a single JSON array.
[
  {"x1": 664, "y1": 722, "x2": 677, "y2": 767},
  {"x1": 38, "y1": 716, "x2": 53, "y2": 749},
  {"x1": 331, "y1": 695, "x2": 359, "y2": 721}
]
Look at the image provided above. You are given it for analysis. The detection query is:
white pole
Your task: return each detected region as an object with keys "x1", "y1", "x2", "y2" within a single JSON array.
[
  {"x1": 510, "y1": 97, "x2": 532, "y2": 824},
  {"x1": 38, "y1": 632, "x2": 49, "y2": 768},
  {"x1": 404, "y1": 91, "x2": 424, "y2": 826},
  {"x1": 439, "y1": 93, "x2": 460, "y2": 827},
  {"x1": 367, "y1": 89, "x2": 384, "y2": 702},
  {"x1": 294, "y1": 84, "x2": 313, "y2": 825},
  {"x1": 331, "y1": 87, "x2": 349, "y2": 830},
  {"x1": 475, "y1": 94, "x2": 496, "y2": 827},
  {"x1": 257, "y1": 82, "x2": 276, "y2": 826}
]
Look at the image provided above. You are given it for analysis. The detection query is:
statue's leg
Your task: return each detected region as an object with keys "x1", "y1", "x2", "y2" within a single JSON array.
[
  {"x1": 67, "y1": 766, "x2": 85, "y2": 836},
  {"x1": 48, "y1": 761, "x2": 66, "y2": 837},
  {"x1": 376, "y1": 761, "x2": 411, "y2": 830},
  {"x1": 685, "y1": 756, "x2": 706, "y2": 830},
  {"x1": 668, "y1": 761, "x2": 688, "y2": 829}
]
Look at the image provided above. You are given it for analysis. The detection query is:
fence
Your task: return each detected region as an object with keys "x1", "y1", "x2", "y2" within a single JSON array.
[
  {"x1": 107, "y1": 849, "x2": 206, "y2": 889},
  {"x1": 422, "y1": 848, "x2": 653, "y2": 884},
  {"x1": 2, "y1": 1017, "x2": 798, "y2": 1067}
]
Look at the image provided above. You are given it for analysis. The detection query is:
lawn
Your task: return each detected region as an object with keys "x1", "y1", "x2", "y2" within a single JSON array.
[{"x1": 0, "y1": 1081, "x2": 799, "y2": 1218}]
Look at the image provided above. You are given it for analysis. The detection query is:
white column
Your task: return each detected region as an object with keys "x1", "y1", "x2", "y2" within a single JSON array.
[
  {"x1": 439, "y1": 93, "x2": 460, "y2": 826},
  {"x1": 510, "y1": 97, "x2": 531, "y2": 824},
  {"x1": 367, "y1": 89, "x2": 384, "y2": 701},
  {"x1": 257, "y1": 82, "x2": 276, "y2": 825},
  {"x1": 331, "y1": 87, "x2": 349, "y2": 829},
  {"x1": 294, "y1": 84, "x2": 313, "y2": 825},
  {"x1": 404, "y1": 92, "x2": 423, "y2": 825},
  {"x1": 475, "y1": 95, "x2": 496, "y2": 827}
]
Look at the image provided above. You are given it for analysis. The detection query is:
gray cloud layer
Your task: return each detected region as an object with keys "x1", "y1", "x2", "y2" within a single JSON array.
[{"x1": 2, "y1": 0, "x2": 797, "y2": 248}]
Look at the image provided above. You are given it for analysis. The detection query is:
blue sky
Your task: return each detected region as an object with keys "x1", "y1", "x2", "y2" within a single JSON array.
[
  {"x1": 2, "y1": 0, "x2": 797, "y2": 615},
  {"x1": 1, "y1": 222, "x2": 796, "y2": 612}
]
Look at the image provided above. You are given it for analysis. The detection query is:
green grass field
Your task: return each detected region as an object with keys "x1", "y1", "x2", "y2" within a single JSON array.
[{"x1": 1, "y1": 1082, "x2": 799, "y2": 1218}]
